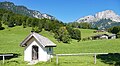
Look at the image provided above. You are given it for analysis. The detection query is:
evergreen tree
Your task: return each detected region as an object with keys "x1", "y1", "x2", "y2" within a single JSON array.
[
  {"x1": 14, "y1": 15, "x2": 23, "y2": 26},
  {"x1": 0, "y1": 21, "x2": 2, "y2": 28},
  {"x1": 22, "y1": 21, "x2": 26, "y2": 28},
  {"x1": 0, "y1": 21, "x2": 4, "y2": 30},
  {"x1": 2, "y1": 13, "x2": 9, "y2": 25},
  {"x1": 51, "y1": 20, "x2": 64, "y2": 33},
  {"x1": 44, "y1": 19, "x2": 52, "y2": 31},
  {"x1": 26, "y1": 17, "x2": 33, "y2": 27},
  {"x1": 32, "y1": 26, "x2": 39, "y2": 33},
  {"x1": 31, "y1": 18, "x2": 39, "y2": 28},
  {"x1": 38, "y1": 21, "x2": 43, "y2": 32},
  {"x1": 8, "y1": 16, "x2": 14, "y2": 27},
  {"x1": 79, "y1": 22, "x2": 91, "y2": 29}
]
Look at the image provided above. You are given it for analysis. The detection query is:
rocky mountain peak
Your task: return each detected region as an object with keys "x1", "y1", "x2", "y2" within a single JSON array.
[
  {"x1": 76, "y1": 10, "x2": 120, "y2": 29},
  {"x1": 95, "y1": 10, "x2": 120, "y2": 22},
  {"x1": 76, "y1": 15, "x2": 95, "y2": 22},
  {"x1": 77, "y1": 10, "x2": 120, "y2": 23}
]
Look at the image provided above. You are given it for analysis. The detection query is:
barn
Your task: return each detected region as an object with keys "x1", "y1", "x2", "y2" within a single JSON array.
[{"x1": 20, "y1": 32, "x2": 56, "y2": 62}]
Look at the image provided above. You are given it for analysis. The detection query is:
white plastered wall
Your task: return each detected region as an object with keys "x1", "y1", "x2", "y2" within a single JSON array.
[{"x1": 24, "y1": 37, "x2": 50, "y2": 62}]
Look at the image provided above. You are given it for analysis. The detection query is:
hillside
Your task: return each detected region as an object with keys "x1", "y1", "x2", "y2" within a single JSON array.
[
  {"x1": 0, "y1": 26, "x2": 120, "y2": 66},
  {"x1": 0, "y1": 1, "x2": 55, "y2": 20}
]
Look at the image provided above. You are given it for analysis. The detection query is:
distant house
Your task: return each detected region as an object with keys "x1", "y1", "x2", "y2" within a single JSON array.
[
  {"x1": 91, "y1": 34, "x2": 109, "y2": 40},
  {"x1": 108, "y1": 34, "x2": 116, "y2": 39},
  {"x1": 93, "y1": 30, "x2": 105, "y2": 33},
  {"x1": 91, "y1": 34, "x2": 116, "y2": 40},
  {"x1": 20, "y1": 32, "x2": 56, "y2": 62}
]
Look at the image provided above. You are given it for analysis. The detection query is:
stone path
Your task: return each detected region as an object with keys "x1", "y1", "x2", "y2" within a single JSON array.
[{"x1": 27, "y1": 60, "x2": 39, "y2": 65}]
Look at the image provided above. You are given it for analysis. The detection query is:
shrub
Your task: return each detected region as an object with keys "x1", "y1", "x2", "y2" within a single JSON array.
[
  {"x1": 0, "y1": 27, "x2": 5, "y2": 30},
  {"x1": 54, "y1": 27, "x2": 71, "y2": 43},
  {"x1": 0, "y1": 21, "x2": 5, "y2": 30},
  {"x1": 117, "y1": 32, "x2": 120, "y2": 38},
  {"x1": 108, "y1": 26, "x2": 120, "y2": 34},
  {"x1": 67, "y1": 26, "x2": 81, "y2": 42}
]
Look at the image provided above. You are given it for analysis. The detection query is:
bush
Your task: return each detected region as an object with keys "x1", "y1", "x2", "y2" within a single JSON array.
[
  {"x1": 54, "y1": 27, "x2": 71, "y2": 43},
  {"x1": 0, "y1": 21, "x2": 5, "y2": 30},
  {"x1": 0, "y1": 27, "x2": 5, "y2": 30},
  {"x1": 117, "y1": 32, "x2": 120, "y2": 38},
  {"x1": 108, "y1": 26, "x2": 120, "y2": 34},
  {"x1": 72, "y1": 29, "x2": 81, "y2": 42},
  {"x1": 67, "y1": 26, "x2": 81, "y2": 42},
  {"x1": 62, "y1": 30, "x2": 71, "y2": 43},
  {"x1": 22, "y1": 21, "x2": 26, "y2": 28},
  {"x1": 32, "y1": 26, "x2": 41, "y2": 33}
]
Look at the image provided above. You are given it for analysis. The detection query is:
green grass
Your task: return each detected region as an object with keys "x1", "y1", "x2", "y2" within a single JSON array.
[
  {"x1": 0, "y1": 26, "x2": 31, "y2": 54},
  {"x1": 0, "y1": 26, "x2": 120, "y2": 66},
  {"x1": 80, "y1": 29, "x2": 111, "y2": 39}
]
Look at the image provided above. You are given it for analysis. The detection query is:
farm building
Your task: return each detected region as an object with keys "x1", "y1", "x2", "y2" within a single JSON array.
[
  {"x1": 91, "y1": 34, "x2": 109, "y2": 40},
  {"x1": 91, "y1": 34, "x2": 116, "y2": 40},
  {"x1": 108, "y1": 34, "x2": 116, "y2": 39},
  {"x1": 20, "y1": 32, "x2": 56, "y2": 62}
]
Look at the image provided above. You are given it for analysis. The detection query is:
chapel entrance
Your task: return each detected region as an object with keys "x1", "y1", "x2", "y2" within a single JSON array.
[{"x1": 32, "y1": 45, "x2": 39, "y2": 60}]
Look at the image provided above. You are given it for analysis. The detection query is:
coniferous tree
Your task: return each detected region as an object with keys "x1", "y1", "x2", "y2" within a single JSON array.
[
  {"x1": 38, "y1": 21, "x2": 43, "y2": 32},
  {"x1": 22, "y1": 21, "x2": 26, "y2": 28},
  {"x1": 0, "y1": 21, "x2": 3, "y2": 30},
  {"x1": 8, "y1": 16, "x2": 14, "y2": 27},
  {"x1": 2, "y1": 13, "x2": 9, "y2": 25},
  {"x1": 44, "y1": 19, "x2": 52, "y2": 31},
  {"x1": 0, "y1": 21, "x2": 4, "y2": 30},
  {"x1": 26, "y1": 17, "x2": 33, "y2": 27}
]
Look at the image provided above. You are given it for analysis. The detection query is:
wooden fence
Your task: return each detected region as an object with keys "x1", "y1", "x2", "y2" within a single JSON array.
[
  {"x1": 55, "y1": 53, "x2": 108, "y2": 64},
  {"x1": 0, "y1": 54, "x2": 13, "y2": 64}
]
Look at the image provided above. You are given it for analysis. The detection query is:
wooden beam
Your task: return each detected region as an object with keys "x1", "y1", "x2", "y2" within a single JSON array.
[
  {"x1": 94, "y1": 53, "x2": 96, "y2": 64},
  {"x1": 56, "y1": 55, "x2": 58, "y2": 64},
  {"x1": 0, "y1": 54, "x2": 13, "y2": 56},
  {"x1": 50, "y1": 55, "x2": 51, "y2": 62},
  {"x1": 55, "y1": 53, "x2": 108, "y2": 64},
  {"x1": 3, "y1": 55, "x2": 4, "y2": 64},
  {"x1": 0, "y1": 54, "x2": 13, "y2": 64},
  {"x1": 56, "y1": 53, "x2": 108, "y2": 56}
]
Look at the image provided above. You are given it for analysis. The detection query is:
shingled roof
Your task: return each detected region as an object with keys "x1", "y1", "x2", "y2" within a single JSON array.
[{"x1": 20, "y1": 32, "x2": 56, "y2": 47}]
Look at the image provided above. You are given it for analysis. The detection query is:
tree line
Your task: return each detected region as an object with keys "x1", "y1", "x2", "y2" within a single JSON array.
[
  {"x1": 0, "y1": 9, "x2": 81, "y2": 43},
  {"x1": 108, "y1": 26, "x2": 120, "y2": 38},
  {"x1": 67, "y1": 22, "x2": 92, "y2": 29}
]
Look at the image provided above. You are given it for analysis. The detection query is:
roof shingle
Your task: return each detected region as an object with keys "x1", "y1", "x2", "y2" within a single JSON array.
[{"x1": 20, "y1": 32, "x2": 56, "y2": 47}]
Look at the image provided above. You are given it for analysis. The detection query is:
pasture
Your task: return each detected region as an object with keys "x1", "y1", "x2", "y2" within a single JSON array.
[{"x1": 0, "y1": 26, "x2": 120, "y2": 66}]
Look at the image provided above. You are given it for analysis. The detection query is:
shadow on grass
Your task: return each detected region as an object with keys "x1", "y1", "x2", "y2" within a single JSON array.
[
  {"x1": 97, "y1": 53, "x2": 120, "y2": 66},
  {"x1": 0, "y1": 53, "x2": 21, "y2": 60}
]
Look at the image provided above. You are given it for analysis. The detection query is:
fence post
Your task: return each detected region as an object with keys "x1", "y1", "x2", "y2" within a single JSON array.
[
  {"x1": 3, "y1": 55, "x2": 5, "y2": 64},
  {"x1": 94, "y1": 53, "x2": 96, "y2": 64},
  {"x1": 56, "y1": 55, "x2": 58, "y2": 64},
  {"x1": 50, "y1": 54, "x2": 52, "y2": 62}
]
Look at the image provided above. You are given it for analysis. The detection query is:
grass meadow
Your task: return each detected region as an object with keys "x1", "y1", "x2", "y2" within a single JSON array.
[{"x1": 0, "y1": 26, "x2": 120, "y2": 66}]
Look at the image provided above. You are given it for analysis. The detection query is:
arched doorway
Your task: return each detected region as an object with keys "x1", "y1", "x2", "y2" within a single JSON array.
[{"x1": 32, "y1": 45, "x2": 39, "y2": 60}]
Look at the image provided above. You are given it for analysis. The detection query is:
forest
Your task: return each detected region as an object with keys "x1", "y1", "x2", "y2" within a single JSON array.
[{"x1": 0, "y1": 9, "x2": 81, "y2": 43}]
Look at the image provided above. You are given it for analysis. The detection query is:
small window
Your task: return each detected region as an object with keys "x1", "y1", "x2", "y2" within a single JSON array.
[{"x1": 48, "y1": 47, "x2": 52, "y2": 51}]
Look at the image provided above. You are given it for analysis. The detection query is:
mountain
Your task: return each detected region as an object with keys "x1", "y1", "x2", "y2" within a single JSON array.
[
  {"x1": 76, "y1": 10, "x2": 120, "y2": 29},
  {"x1": 0, "y1": 1, "x2": 55, "y2": 20}
]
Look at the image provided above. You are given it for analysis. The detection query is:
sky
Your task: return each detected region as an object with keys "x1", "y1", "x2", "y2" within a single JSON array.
[{"x1": 0, "y1": 0, "x2": 120, "y2": 23}]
